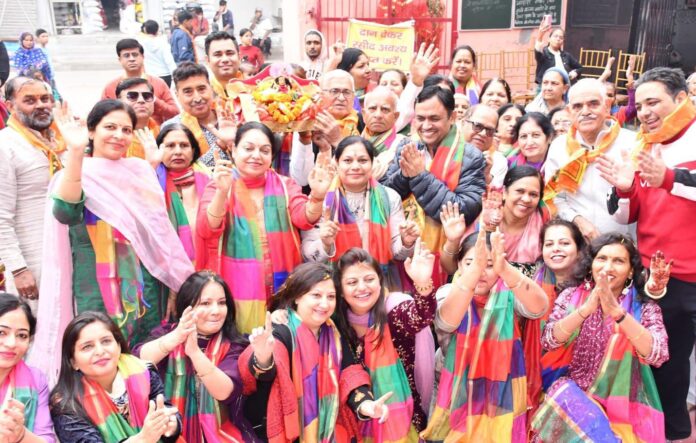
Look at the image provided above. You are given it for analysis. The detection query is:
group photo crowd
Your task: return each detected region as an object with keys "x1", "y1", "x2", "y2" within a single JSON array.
[{"x1": 1, "y1": 3, "x2": 696, "y2": 442}]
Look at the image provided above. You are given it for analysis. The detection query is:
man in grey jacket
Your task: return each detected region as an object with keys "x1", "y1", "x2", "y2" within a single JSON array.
[{"x1": 382, "y1": 86, "x2": 486, "y2": 283}]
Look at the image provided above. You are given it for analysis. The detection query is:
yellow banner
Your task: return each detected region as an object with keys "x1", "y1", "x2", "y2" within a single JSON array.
[{"x1": 346, "y1": 19, "x2": 415, "y2": 72}]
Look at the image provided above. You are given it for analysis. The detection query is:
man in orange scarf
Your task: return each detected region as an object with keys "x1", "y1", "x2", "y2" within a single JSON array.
[
  {"x1": 544, "y1": 78, "x2": 636, "y2": 240},
  {"x1": 600, "y1": 67, "x2": 696, "y2": 442},
  {"x1": 204, "y1": 32, "x2": 243, "y2": 101},
  {"x1": 290, "y1": 70, "x2": 360, "y2": 187},
  {"x1": 115, "y1": 78, "x2": 159, "y2": 159},
  {"x1": 0, "y1": 77, "x2": 64, "y2": 311}
]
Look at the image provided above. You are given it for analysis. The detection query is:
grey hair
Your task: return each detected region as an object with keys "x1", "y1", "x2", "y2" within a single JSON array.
[
  {"x1": 635, "y1": 67, "x2": 688, "y2": 97},
  {"x1": 321, "y1": 69, "x2": 355, "y2": 91},
  {"x1": 363, "y1": 86, "x2": 398, "y2": 109},
  {"x1": 4, "y1": 76, "x2": 49, "y2": 101},
  {"x1": 568, "y1": 78, "x2": 608, "y2": 102}
]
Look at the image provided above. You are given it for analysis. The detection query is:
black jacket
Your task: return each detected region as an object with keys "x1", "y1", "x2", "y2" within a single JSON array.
[
  {"x1": 0, "y1": 42, "x2": 10, "y2": 86},
  {"x1": 534, "y1": 46, "x2": 582, "y2": 85}
]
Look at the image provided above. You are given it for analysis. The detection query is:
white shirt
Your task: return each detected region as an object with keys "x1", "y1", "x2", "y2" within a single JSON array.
[
  {"x1": 544, "y1": 121, "x2": 636, "y2": 236},
  {"x1": 250, "y1": 17, "x2": 273, "y2": 39},
  {"x1": 139, "y1": 34, "x2": 178, "y2": 77}
]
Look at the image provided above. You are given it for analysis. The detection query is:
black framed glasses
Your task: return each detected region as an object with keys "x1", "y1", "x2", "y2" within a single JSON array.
[
  {"x1": 125, "y1": 91, "x2": 155, "y2": 102},
  {"x1": 466, "y1": 120, "x2": 496, "y2": 137}
]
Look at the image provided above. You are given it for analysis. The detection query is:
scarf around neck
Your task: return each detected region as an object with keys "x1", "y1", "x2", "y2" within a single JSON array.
[
  {"x1": 165, "y1": 332, "x2": 244, "y2": 442},
  {"x1": 0, "y1": 361, "x2": 39, "y2": 432},
  {"x1": 7, "y1": 113, "x2": 65, "y2": 176},
  {"x1": 544, "y1": 118, "x2": 621, "y2": 212},
  {"x1": 180, "y1": 110, "x2": 212, "y2": 155},
  {"x1": 631, "y1": 97, "x2": 696, "y2": 164}
]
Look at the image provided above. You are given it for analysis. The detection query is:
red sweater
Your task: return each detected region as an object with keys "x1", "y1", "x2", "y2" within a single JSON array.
[
  {"x1": 239, "y1": 45, "x2": 265, "y2": 69},
  {"x1": 101, "y1": 74, "x2": 179, "y2": 125},
  {"x1": 611, "y1": 117, "x2": 696, "y2": 282}
]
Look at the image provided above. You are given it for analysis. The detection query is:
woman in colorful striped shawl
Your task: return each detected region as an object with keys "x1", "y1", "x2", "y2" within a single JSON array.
[
  {"x1": 425, "y1": 229, "x2": 549, "y2": 442},
  {"x1": 301, "y1": 136, "x2": 419, "y2": 291},
  {"x1": 531, "y1": 234, "x2": 671, "y2": 442},
  {"x1": 332, "y1": 246, "x2": 436, "y2": 437},
  {"x1": 521, "y1": 219, "x2": 585, "y2": 420},
  {"x1": 0, "y1": 293, "x2": 55, "y2": 443},
  {"x1": 508, "y1": 112, "x2": 554, "y2": 172},
  {"x1": 239, "y1": 263, "x2": 392, "y2": 442},
  {"x1": 136, "y1": 271, "x2": 258, "y2": 442},
  {"x1": 197, "y1": 122, "x2": 333, "y2": 334},
  {"x1": 51, "y1": 312, "x2": 182, "y2": 443},
  {"x1": 449, "y1": 46, "x2": 480, "y2": 106},
  {"x1": 31, "y1": 100, "x2": 194, "y2": 384}
]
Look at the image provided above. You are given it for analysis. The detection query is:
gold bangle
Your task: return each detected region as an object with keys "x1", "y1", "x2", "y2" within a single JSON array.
[
  {"x1": 454, "y1": 279, "x2": 472, "y2": 293},
  {"x1": 414, "y1": 279, "x2": 434, "y2": 295},
  {"x1": 577, "y1": 306, "x2": 588, "y2": 320},
  {"x1": 442, "y1": 243, "x2": 459, "y2": 256},
  {"x1": 629, "y1": 328, "x2": 646, "y2": 342},
  {"x1": 207, "y1": 207, "x2": 226, "y2": 219},
  {"x1": 557, "y1": 319, "x2": 573, "y2": 337}
]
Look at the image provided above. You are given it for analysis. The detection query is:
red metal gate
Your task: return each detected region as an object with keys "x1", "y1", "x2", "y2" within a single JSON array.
[{"x1": 316, "y1": 0, "x2": 459, "y2": 73}]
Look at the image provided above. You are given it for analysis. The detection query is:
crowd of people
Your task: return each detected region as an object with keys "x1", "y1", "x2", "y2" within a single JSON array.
[{"x1": 0, "y1": 12, "x2": 695, "y2": 443}]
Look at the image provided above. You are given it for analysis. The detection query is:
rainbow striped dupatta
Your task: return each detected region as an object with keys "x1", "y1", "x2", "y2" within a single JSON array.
[
  {"x1": 0, "y1": 361, "x2": 39, "y2": 432},
  {"x1": 157, "y1": 163, "x2": 211, "y2": 264},
  {"x1": 287, "y1": 309, "x2": 341, "y2": 443},
  {"x1": 522, "y1": 265, "x2": 557, "y2": 414},
  {"x1": 164, "y1": 333, "x2": 244, "y2": 442},
  {"x1": 220, "y1": 169, "x2": 301, "y2": 334},
  {"x1": 81, "y1": 354, "x2": 151, "y2": 441},
  {"x1": 358, "y1": 317, "x2": 418, "y2": 443},
  {"x1": 325, "y1": 177, "x2": 400, "y2": 290},
  {"x1": 421, "y1": 280, "x2": 527, "y2": 443}
]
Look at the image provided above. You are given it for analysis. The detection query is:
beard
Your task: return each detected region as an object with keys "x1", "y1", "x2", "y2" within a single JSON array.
[{"x1": 15, "y1": 108, "x2": 53, "y2": 131}]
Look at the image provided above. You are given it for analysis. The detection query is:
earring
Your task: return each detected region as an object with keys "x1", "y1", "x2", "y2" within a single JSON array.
[
  {"x1": 583, "y1": 276, "x2": 593, "y2": 290},
  {"x1": 622, "y1": 276, "x2": 633, "y2": 295}
]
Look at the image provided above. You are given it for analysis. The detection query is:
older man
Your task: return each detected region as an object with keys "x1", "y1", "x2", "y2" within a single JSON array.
[
  {"x1": 290, "y1": 69, "x2": 359, "y2": 186},
  {"x1": 204, "y1": 31, "x2": 242, "y2": 101},
  {"x1": 599, "y1": 67, "x2": 696, "y2": 442},
  {"x1": 0, "y1": 77, "x2": 64, "y2": 311},
  {"x1": 544, "y1": 78, "x2": 635, "y2": 239},
  {"x1": 115, "y1": 77, "x2": 160, "y2": 159},
  {"x1": 360, "y1": 86, "x2": 405, "y2": 179},
  {"x1": 102, "y1": 38, "x2": 178, "y2": 124},
  {"x1": 163, "y1": 62, "x2": 229, "y2": 167},
  {"x1": 383, "y1": 86, "x2": 486, "y2": 285},
  {"x1": 460, "y1": 104, "x2": 506, "y2": 187}
]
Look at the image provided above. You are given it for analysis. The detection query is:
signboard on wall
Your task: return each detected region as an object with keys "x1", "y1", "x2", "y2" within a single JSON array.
[
  {"x1": 513, "y1": 0, "x2": 562, "y2": 27},
  {"x1": 346, "y1": 19, "x2": 415, "y2": 72},
  {"x1": 459, "y1": 0, "x2": 562, "y2": 29}
]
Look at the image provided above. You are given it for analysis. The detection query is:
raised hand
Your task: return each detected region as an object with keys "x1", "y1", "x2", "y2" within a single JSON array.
[
  {"x1": 410, "y1": 43, "x2": 440, "y2": 86},
  {"x1": 399, "y1": 219, "x2": 420, "y2": 248},
  {"x1": 0, "y1": 399, "x2": 26, "y2": 443},
  {"x1": 54, "y1": 102, "x2": 89, "y2": 152},
  {"x1": 183, "y1": 322, "x2": 201, "y2": 357},
  {"x1": 250, "y1": 312, "x2": 275, "y2": 368},
  {"x1": 490, "y1": 228, "x2": 508, "y2": 275},
  {"x1": 358, "y1": 391, "x2": 393, "y2": 424},
  {"x1": 597, "y1": 150, "x2": 635, "y2": 193},
  {"x1": 579, "y1": 287, "x2": 600, "y2": 318},
  {"x1": 399, "y1": 143, "x2": 424, "y2": 177},
  {"x1": 440, "y1": 201, "x2": 467, "y2": 243},
  {"x1": 626, "y1": 55, "x2": 637, "y2": 87},
  {"x1": 646, "y1": 250, "x2": 673, "y2": 297},
  {"x1": 319, "y1": 207, "x2": 340, "y2": 251},
  {"x1": 637, "y1": 146, "x2": 667, "y2": 188},
  {"x1": 208, "y1": 102, "x2": 238, "y2": 153},
  {"x1": 13, "y1": 269, "x2": 38, "y2": 301},
  {"x1": 135, "y1": 127, "x2": 163, "y2": 166},
  {"x1": 308, "y1": 151, "x2": 336, "y2": 200},
  {"x1": 139, "y1": 394, "x2": 175, "y2": 443},
  {"x1": 481, "y1": 188, "x2": 503, "y2": 232},
  {"x1": 595, "y1": 270, "x2": 622, "y2": 318},
  {"x1": 313, "y1": 111, "x2": 342, "y2": 148},
  {"x1": 212, "y1": 149, "x2": 234, "y2": 194},
  {"x1": 172, "y1": 306, "x2": 197, "y2": 346},
  {"x1": 270, "y1": 308, "x2": 289, "y2": 325},
  {"x1": 404, "y1": 238, "x2": 435, "y2": 287}
]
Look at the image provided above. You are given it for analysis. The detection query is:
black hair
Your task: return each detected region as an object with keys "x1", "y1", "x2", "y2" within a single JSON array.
[
  {"x1": 156, "y1": 123, "x2": 202, "y2": 163},
  {"x1": 115, "y1": 77, "x2": 153, "y2": 97},
  {"x1": 86, "y1": 100, "x2": 137, "y2": 154},
  {"x1": 172, "y1": 61, "x2": 209, "y2": 87},
  {"x1": 456, "y1": 231, "x2": 493, "y2": 263},
  {"x1": 379, "y1": 69, "x2": 407, "y2": 88},
  {"x1": 512, "y1": 111, "x2": 555, "y2": 144},
  {"x1": 334, "y1": 135, "x2": 375, "y2": 162},
  {"x1": 270, "y1": 262, "x2": 334, "y2": 311},
  {"x1": 235, "y1": 121, "x2": 280, "y2": 160},
  {"x1": 177, "y1": 10, "x2": 193, "y2": 24},
  {"x1": 239, "y1": 28, "x2": 252, "y2": 38},
  {"x1": 219, "y1": 0, "x2": 227, "y2": 5},
  {"x1": 337, "y1": 48, "x2": 367, "y2": 73},
  {"x1": 35, "y1": 28, "x2": 48, "y2": 37},
  {"x1": 50, "y1": 312, "x2": 131, "y2": 419},
  {"x1": 547, "y1": 106, "x2": 569, "y2": 122},
  {"x1": 423, "y1": 74, "x2": 455, "y2": 95},
  {"x1": 503, "y1": 165, "x2": 545, "y2": 204},
  {"x1": 540, "y1": 218, "x2": 586, "y2": 257},
  {"x1": 416, "y1": 85, "x2": 455, "y2": 116},
  {"x1": 569, "y1": 233, "x2": 647, "y2": 299},
  {"x1": 480, "y1": 78, "x2": 512, "y2": 104},
  {"x1": 497, "y1": 103, "x2": 526, "y2": 119},
  {"x1": 141, "y1": 19, "x2": 159, "y2": 35},
  {"x1": 451, "y1": 45, "x2": 477, "y2": 68},
  {"x1": 174, "y1": 271, "x2": 247, "y2": 345},
  {"x1": 115, "y1": 38, "x2": 144, "y2": 57},
  {"x1": 333, "y1": 248, "x2": 389, "y2": 349},
  {"x1": 204, "y1": 31, "x2": 238, "y2": 55},
  {"x1": 0, "y1": 293, "x2": 36, "y2": 336},
  {"x1": 636, "y1": 67, "x2": 688, "y2": 97}
]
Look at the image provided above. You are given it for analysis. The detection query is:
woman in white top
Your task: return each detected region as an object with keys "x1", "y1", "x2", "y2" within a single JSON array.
[{"x1": 139, "y1": 20, "x2": 177, "y2": 87}]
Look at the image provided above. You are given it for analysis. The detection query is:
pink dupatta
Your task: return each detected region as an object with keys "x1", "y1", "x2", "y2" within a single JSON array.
[
  {"x1": 503, "y1": 211, "x2": 544, "y2": 263},
  {"x1": 30, "y1": 157, "x2": 194, "y2": 385}
]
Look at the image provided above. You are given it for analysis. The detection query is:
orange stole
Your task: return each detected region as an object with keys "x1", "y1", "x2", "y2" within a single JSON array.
[
  {"x1": 125, "y1": 119, "x2": 160, "y2": 159},
  {"x1": 6, "y1": 114, "x2": 65, "y2": 176},
  {"x1": 631, "y1": 98, "x2": 696, "y2": 164}
]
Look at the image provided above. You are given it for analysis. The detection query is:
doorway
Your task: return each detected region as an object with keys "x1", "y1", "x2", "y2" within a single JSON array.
[{"x1": 100, "y1": 0, "x2": 120, "y2": 30}]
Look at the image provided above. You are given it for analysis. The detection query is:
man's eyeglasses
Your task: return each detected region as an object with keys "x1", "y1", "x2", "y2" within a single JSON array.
[
  {"x1": 466, "y1": 120, "x2": 496, "y2": 137},
  {"x1": 323, "y1": 88, "x2": 354, "y2": 99},
  {"x1": 125, "y1": 91, "x2": 155, "y2": 102}
]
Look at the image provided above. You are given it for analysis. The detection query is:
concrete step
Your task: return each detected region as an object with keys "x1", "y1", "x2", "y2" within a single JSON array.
[{"x1": 51, "y1": 31, "x2": 127, "y2": 70}]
